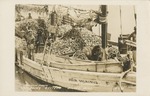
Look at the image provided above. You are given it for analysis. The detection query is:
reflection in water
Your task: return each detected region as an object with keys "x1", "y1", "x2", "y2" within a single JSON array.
[{"x1": 15, "y1": 66, "x2": 79, "y2": 92}]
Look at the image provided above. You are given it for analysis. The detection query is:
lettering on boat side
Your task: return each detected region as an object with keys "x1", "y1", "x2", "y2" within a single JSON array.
[
  {"x1": 69, "y1": 78, "x2": 98, "y2": 84},
  {"x1": 69, "y1": 78, "x2": 78, "y2": 82}
]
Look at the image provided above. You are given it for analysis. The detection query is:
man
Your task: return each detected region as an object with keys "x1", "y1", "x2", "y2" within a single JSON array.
[
  {"x1": 35, "y1": 28, "x2": 46, "y2": 53},
  {"x1": 128, "y1": 27, "x2": 136, "y2": 42},
  {"x1": 24, "y1": 29, "x2": 35, "y2": 60},
  {"x1": 43, "y1": 5, "x2": 49, "y2": 15},
  {"x1": 26, "y1": 22, "x2": 32, "y2": 31},
  {"x1": 37, "y1": 16, "x2": 46, "y2": 30},
  {"x1": 91, "y1": 45, "x2": 103, "y2": 61},
  {"x1": 28, "y1": 13, "x2": 32, "y2": 19},
  {"x1": 123, "y1": 54, "x2": 131, "y2": 72},
  {"x1": 28, "y1": 38, "x2": 35, "y2": 60}
]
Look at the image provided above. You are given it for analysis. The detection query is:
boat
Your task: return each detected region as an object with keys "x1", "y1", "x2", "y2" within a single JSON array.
[{"x1": 15, "y1": 5, "x2": 136, "y2": 92}]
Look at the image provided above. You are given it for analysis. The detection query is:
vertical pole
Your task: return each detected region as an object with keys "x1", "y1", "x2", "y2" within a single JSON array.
[
  {"x1": 101, "y1": 23, "x2": 107, "y2": 49},
  {"x1": 133, "y1": 6, "x2": 137, "y2": 27},
  {"x1": 101, "y1": 5, "x2": 107, "y2": 60}
]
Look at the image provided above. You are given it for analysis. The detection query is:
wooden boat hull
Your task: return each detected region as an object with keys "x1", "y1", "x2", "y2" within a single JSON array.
[
  {"x1": 16, "y1": 52, "x2": 136, "y2": 92},
  {"x1": 35, "y1": 53, "x2": 123, "y2": 73}
]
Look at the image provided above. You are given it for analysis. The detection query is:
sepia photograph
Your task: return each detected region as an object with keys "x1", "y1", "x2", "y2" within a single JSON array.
[{"x1": 14, "y1": 4, "x2": 137, "y2": 92}]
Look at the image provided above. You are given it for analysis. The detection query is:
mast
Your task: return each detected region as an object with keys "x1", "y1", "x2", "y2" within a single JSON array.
[
  {"x1": 101, "y1": 5, "x2": 107, "y2": 49},
  {"x1": 101, "y1": 5, "x2": 108, "y2": 60}
]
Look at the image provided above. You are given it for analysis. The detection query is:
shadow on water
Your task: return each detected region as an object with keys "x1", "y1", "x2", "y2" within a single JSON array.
[{"x1": 15, "y1": 65, "x2": 81, "y2": 92}]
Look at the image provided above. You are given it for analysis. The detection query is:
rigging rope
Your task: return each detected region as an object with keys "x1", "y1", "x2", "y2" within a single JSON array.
[{"x1": 120, "y1": 6, "x2": 123, "y2": 35}]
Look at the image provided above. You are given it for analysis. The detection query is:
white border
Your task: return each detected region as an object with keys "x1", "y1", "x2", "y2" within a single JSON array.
[{"x1": 0, "y1": 0, "x2": 150, "y2": 96}]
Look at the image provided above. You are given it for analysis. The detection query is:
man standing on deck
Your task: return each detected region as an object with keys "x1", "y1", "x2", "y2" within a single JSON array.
[
  {"x1": 123, "y1": 54, "x2": 131, "y2": 72},
  {"x1": 37, "y1": 16, "x2": 46, "y2": 30},
  {"x1": 128, "y1": 27, "x2": 136, "y2": 42},
  {"x1": 24, "y1": 29, "x2": 35, "y2": 60},
  {"x1": 28, "y1": 13, "x2": 32, "y2": 19},
  {"x1": 35, "y1": 27, "x2": 46, "y2": 53}
]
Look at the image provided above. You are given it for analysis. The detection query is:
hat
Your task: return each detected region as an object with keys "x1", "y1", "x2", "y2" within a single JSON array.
[{"x1": 21, "y1": 30, "x2": 25, "y2": 33}]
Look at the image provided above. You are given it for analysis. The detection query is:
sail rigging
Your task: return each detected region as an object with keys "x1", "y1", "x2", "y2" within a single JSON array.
[{"x1": 120, "y1": 6, "x2": 123, "y2": 35}]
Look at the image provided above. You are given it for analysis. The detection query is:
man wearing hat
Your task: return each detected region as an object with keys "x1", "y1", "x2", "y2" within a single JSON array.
[
  {"x1": 35, "y1": 27, "x2": 46, "y2": 53},
  {"x1": 28, "y1": 13, "x2": 32, "y2": 19},
  {"x1": 24, "y1": 29, "x2": 35, "y2": 60}
]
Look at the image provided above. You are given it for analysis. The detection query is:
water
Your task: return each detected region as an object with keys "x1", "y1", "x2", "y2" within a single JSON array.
[{"x1": 15, "y1": 66, "x2": 79, "y2": 92}]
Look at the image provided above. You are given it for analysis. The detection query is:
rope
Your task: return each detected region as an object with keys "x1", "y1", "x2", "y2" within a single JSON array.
[
  {"x1": 120, "y1": 6, "x2": 123, "y2": 35},
  {"x1": 60, "y1": 5, "x2": 92, "y2": 12},
  {"x1": 118, "y1": 69, "x2": 131, "y2": 92}
]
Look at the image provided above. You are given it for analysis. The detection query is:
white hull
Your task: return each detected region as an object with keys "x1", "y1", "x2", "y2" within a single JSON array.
[{"x1": 16, "y1": 52, "x2": 136, "y2": 92}]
